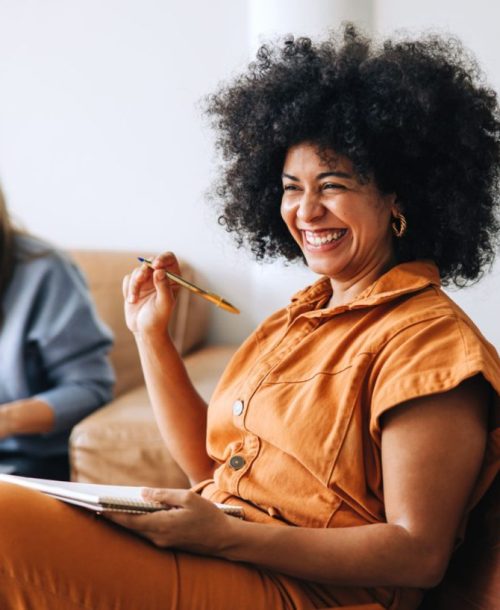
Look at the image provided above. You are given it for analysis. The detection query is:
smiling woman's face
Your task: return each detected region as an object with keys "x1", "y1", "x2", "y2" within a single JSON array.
[{"x1": 281, "y1": 142, "x2": 397, "y2": 283}]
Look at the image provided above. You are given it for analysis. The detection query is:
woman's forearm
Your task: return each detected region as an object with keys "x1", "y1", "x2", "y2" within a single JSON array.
[
  {"x1": 134, "y1": 332, "x2": 215, "y2": 484},
  {"x1": 0, "y1": 399, "x2": 55, "y2": 437},
  {"x1": 218, "y1": 518, "x2": 445, "y2": 589}
]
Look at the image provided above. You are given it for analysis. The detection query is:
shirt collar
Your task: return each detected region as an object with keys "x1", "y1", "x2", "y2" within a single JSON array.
[{"x1": 288, "y1": 260, "x2": 441, "y2": 320}]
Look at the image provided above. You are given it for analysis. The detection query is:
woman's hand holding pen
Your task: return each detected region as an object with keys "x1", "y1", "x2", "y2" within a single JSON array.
[
  {"x1": 123, "y1": 252, "x2": 181, "y2": 337},
  {"x1": 123, "y1": 251, "x2": 218, "y2": 485}
]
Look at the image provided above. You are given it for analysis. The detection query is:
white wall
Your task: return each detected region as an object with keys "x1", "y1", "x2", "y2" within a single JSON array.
[
  {"x1": 247, "y1": 0, "x2": 373, "y2": 51},
  {"x1": 0, "y1": 0, "x2": 252, "y2": 343},
  {"x1": 0, "y1": 0, "x2": 370, "y2": 345},
  {"x1": 0, "y1": 0, "x2": 499, "y2": 349}
]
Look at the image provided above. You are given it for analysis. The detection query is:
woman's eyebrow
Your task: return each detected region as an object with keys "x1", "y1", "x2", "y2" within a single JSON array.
[
  {"x1": 317, "y1": 171, "x2": 353, "y2": 179},
  {"x1": 281, "y1": 171, "x2": 353, "y2": 180}
]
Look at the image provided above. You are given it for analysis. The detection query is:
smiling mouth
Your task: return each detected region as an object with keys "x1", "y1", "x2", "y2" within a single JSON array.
[{"x1": 303, "y1": 229, "x2": 348, "y2": 247}]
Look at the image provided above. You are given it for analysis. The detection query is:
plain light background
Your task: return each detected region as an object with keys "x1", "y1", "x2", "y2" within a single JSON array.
[{"x1": 0, "y1": 0, "x2": 498, "y2": 348}]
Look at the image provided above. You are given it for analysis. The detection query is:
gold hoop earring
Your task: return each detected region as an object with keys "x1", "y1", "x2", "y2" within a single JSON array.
[{"x1": 392, "y1": 212, "x2": 407, "y2": 238}]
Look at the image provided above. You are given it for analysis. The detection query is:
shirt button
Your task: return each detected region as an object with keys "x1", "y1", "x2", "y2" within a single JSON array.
[
  {"x1": 232, "y1": 400, "x2": 244, "y2": 416},
  {"x1": 229, "y1": 455, "x2": 246, "y2": 470}
]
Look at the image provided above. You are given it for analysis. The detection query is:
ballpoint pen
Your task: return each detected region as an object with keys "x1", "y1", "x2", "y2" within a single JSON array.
[{"x1": 137, "y1": 257, "x2": 240, "y2": 314}]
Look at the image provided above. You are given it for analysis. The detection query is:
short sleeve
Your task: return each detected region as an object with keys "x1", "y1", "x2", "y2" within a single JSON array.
[{"x1": 368, "y1": 313, "x2": 500, "y2": 441}]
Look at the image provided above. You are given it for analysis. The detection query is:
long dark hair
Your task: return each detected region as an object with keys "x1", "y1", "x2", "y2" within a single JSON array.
[{"x1": 0, "y1": 186, "x2": 17, "y2": 301}]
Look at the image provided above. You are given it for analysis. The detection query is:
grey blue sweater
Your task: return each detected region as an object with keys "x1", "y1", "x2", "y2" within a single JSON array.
[{"x1": 0, "y1": 235, "x2": 114, "y2": 457}]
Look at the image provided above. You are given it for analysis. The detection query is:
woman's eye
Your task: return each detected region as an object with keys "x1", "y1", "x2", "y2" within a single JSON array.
[
  {"x1": 283, "y1": 184, "x2": 299, "y2": 191},
  {"x1": 323, "y1": 183, "x2": 346, "y2": 190}
]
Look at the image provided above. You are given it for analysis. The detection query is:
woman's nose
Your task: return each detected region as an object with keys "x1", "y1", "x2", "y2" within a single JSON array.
[{"x1": 297, "y1": 191, "x2": 325, "y2": 222}]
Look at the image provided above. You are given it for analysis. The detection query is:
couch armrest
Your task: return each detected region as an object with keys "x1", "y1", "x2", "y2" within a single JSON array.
[{"x1": 70, "y1": 345, "x2": 237, "y2": 487}]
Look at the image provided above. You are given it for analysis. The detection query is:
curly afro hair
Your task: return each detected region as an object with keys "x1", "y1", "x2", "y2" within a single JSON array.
[{"x1": 205, "y1": 24, "x2": 500, "y2": 286}]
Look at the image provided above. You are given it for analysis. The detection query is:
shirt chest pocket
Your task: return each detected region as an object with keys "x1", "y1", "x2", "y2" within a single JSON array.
[{"x1": 243, "y1": 352, "x2": 373, "y2": 484}]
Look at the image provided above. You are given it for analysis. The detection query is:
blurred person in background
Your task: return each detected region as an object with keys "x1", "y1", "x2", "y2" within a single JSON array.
[{"x1": 0, "y1": 185, "x2": 114, "y2": 480}]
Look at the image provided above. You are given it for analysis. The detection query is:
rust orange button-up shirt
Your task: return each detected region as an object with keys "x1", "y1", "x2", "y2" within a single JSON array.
[{"x1": 200, "y1": 261, "x2": 500, "y2": 609}]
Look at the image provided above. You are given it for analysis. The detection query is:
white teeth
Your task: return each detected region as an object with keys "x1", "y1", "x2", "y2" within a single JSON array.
[{"x1": 305, "y1": 230, "x2": 346, "y2": 246}]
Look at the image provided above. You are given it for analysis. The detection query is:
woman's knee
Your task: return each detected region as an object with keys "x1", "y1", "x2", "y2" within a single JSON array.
[{"x1": 0, "y1": 483, "x2": 56, "y2": 552}]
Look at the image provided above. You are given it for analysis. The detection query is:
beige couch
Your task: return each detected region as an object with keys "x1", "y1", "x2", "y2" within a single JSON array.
[{"x1": 68, "y1": 249, "x2": 236, "y2": 488}]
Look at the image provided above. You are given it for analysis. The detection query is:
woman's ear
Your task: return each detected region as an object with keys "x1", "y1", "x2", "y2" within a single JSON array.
[{"x1": 387, "y1": 193, "x2": 399, "y2": 214}]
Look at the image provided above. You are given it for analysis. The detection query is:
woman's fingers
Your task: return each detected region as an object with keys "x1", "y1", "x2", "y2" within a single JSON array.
[
  {"x1": 148, "y1": 252, "x2": 181, "y2": 296},
  {"x1": 104, "y1": 490, "x2": 183, "y2": 539},
  {"x1": 151, "y1": 267, "x2": 176, "y2": 309},
  {"x1": 151, "y1": 251, "x2": 180, "y2": 274},
  {"x1": 121, "y1": 253, "x2": 181, "y2": 336},
  {"x1": 141, "y1": 487, "x2": 194, "y2": 507},
  {"x1": 129, "y1": 252, "x2": 181, "y2": 294},
  {"x1": 104, "y1": 488, "x2": 229, "y2": 552},
  {"x1": 126, "y1": 262, "x2": 154, "y2": 304},
  {"x1": 122, "y1": 274, "x2": 130, "y2": 300}
]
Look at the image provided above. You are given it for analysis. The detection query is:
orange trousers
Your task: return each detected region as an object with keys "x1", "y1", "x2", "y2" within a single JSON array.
[
  {"x1": 0, "y1": 482, "x2": 389, "y2": 610},
  {"x1": 0, "y1": 482, "x2": 320, "y2": 610}
]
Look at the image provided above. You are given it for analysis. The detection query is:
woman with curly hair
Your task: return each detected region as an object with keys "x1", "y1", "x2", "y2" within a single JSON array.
[{"x1": 0, "y1": 25, "x2": 498, "y2": 610}]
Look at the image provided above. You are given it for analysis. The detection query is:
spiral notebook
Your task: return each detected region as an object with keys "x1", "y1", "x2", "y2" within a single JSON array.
[{"x1": 0, "y1": 474, "x2": 244, "y2": 517}]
